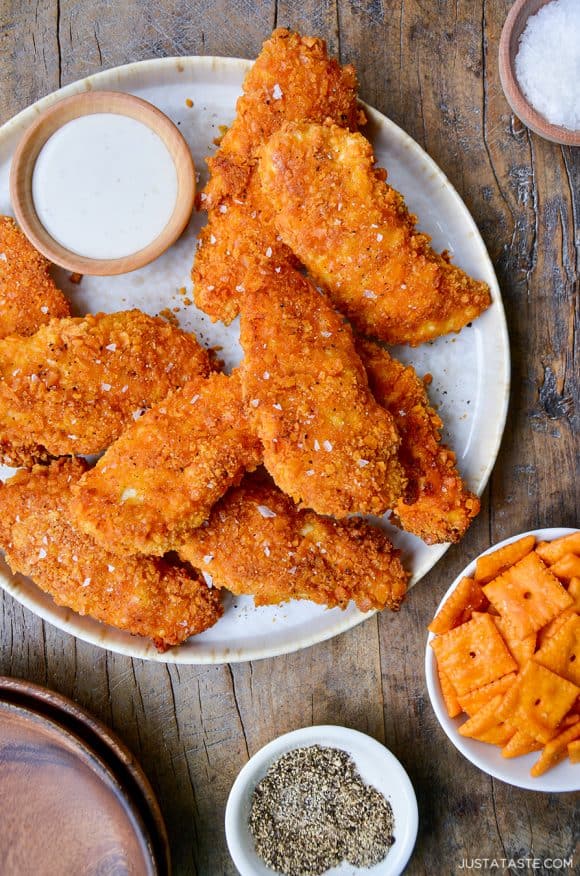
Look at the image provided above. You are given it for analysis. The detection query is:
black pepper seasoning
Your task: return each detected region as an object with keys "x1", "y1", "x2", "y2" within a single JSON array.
[{"x1": 249, "y1": 744, "x2": 395, "y2": 876}]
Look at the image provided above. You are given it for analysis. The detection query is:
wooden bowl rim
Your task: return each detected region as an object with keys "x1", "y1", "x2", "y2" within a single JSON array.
[
  {"x1": 9, "y1": 90, "x2": 195, "y2": 275},
  {"x1": 498, "y1": 0, "x2": 580, "y2": 147}
]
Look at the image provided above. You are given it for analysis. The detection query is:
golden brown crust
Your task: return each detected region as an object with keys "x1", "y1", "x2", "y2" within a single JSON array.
[
  {"x1": 179, "y1": 474, "x2": 408, "y2": 612},
  {"x1": 358, "y1": 339, "x2": 480, "y2": 544},
  {"x1": 0, "y1": 459, "x2": 223, "y2": 651},
  {"x1": 258, "y1": 122, "x2": 491, "y2": 346},
  {"x1": 0, "y1": 216, "x2": 70, "y2": 340},
  {"x1": 71, "y1": 371, "x2": 263, "y2": 556},
  {"x1": 0, "y1": 310, "x2": 210, "y2": 467},
  {"x1": 193, "y1": 28, "x2": 364, "y2": 324},
  {"x1": 239, "y1": 267, "x2": 405, "y2": 517}
]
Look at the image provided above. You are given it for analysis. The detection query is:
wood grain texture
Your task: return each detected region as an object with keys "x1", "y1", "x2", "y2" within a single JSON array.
[{"x1": 0, "y1": 1, "x2": 578, "y2": 874}]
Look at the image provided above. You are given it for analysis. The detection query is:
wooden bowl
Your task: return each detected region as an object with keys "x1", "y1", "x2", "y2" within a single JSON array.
[
  {"x1": 0, "y1": 676, "x2": 171, "y2": 874},
  {"x1": 499, "y1": 0, "x2": 580, "y2": 147},
  {"x1": 9, "y1": 91, "x2": 196, "y2": 275}
]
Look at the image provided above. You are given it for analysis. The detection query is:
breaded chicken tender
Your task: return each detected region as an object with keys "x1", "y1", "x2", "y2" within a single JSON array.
[
  {"x1": 194, "y1": 28, "x2": 364, "y2": 324},
  {"x1": 258, "y1": 122, "x2": 492, "y2": 346},
  {"x1": 0, "y1": 459, "x2": 222, "y2": 651},
  {"x1": 0, "y1": 310, "x2": 210, "y2": 467},
  {"x1": 358, "y1": 340, "x2": 480, "y2": 544},
  {"x1": 179, "y1": 474, "x2": 408, "y2": 612},
  {"x1": 239, "y1": 268, "x2": 405, "y2": 517},
  {"x1": 71, "y1": 371, "x2": 263, "y2": 556},
  {"x1": 0, "y1": 216, "x2": 70, "y2": 339}
]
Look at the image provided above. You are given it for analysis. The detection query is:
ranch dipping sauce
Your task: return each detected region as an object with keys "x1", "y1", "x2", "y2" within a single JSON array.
[{"x1": 32, "y1": 113, "x2": 178, "y2": 260}]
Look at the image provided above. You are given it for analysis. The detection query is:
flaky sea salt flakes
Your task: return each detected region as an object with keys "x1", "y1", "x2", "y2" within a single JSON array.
[
  {"x1": 257, "y1": 505, "x2": 277, "y2": 518},
  {"x1": 515, "y1": 0, "x2": 580, "y2": 130}
]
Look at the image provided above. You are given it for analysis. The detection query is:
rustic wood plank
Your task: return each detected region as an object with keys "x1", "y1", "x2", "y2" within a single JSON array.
[{"x1": 0, "y1": 1, "x2": 578, "y2": 873}]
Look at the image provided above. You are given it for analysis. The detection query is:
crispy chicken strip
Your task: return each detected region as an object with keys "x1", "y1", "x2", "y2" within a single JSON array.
[
  {"x1": 71, "y1": 371, "x2": 262, "y2": 556},
  {"x1": 179, "y1": 474, "x2": 408, "y2": 612},
  {"x1": 358, "y1": 339, "x2": 480, "y2": 544},
  {"x1": 258, "y1": 121, "x2": 492, "y2": 346},
  {"x1": 239, "y1": 268, "x2": 405, "y2": 517},
  {"x1": 0, "y1": 459, "x2": 223, "y2": 651},
  {"x1": 0, "y1": 310, "x2": 210, "y2": 467},
  {"x1": 193, "y1": 28, "x2": 364, "y2": 324},
  {"x1": 0, "y1": 216, "x2": 70, "y2": 339}
]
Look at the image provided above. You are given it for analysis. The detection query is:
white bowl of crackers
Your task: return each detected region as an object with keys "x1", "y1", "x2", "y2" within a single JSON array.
[{"x1": 425, "y1": 527, "x2": 580, "y2": 792}]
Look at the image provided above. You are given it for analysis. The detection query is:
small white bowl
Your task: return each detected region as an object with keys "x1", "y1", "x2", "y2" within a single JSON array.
[
  {"x1": 225, "y1": 725, "x2": 418, "y2": 876},
  {"x1": 425, "y1": 527, "x2": 580, "y2": 793}
]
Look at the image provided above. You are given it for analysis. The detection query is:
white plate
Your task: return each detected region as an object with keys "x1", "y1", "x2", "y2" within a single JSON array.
[
  {"x1": 0, "y1": 56, "x2": 509, "y2": 663},
  {"x1": 225, "y1": 725, "x2": 418, "y2": 876},
  {"x1": 425, "y1": 527, "x2": 580, "y2": 792}
]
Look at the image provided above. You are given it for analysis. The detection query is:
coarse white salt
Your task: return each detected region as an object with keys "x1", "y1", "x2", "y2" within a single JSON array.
[
  {"x1": 101, "y1": 383, "x2": 111, "y2": 392},
  {"x1": 40, "y1": 305, "x2": 49, "y2": 314},
  {"x1": 202, "y1": 571, "x2": 213, "y2": 587},
  {"x1": 120, "y1": 487, "x2": 138, "y2": 502},
  {"x1": 203, "y1": 554, "x2": 214, "y2": 564},
  {"x1": 272, "y1": 83, "x2": 283, "y2": 100},
  {"x1": 105, "y1": 343, "x2": 116, "y2": 352},
  {"x1": 515, "y1": 0, "x2": 580, "y2": 131},
  {"x1": 257, "y1": 505, "x2": 277, "y2": 518}
]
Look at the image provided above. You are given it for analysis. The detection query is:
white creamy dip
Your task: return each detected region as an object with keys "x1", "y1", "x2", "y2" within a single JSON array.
[{"x1": 32, "y1": 113, "x2": 178, "y2": 259}]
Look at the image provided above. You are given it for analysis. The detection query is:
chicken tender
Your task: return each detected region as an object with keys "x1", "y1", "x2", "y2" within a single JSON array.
[
  {"x1": 0, "y1": 459, "x2": 223, "y2": 651},
  {"x1": 71, "y1": 371, "x2": 262, "y2": 556},
  {"x1": 239, "y1": 268, "x2": 405, "y2": 517},
  {"x1": 179, "y1": 474, "x2": 408, "y2": 612},
  {"x1": 258, "y1": 122, "x2": 492, "y2": 346},
  {"x1": 358, "y1": 340, "x2": 480, "y2": 544},
  {"x1": 0, "y1": 216, "x2": 70, "y2": 339},
  {"x1": 0, "y1": 309, "x2": 210, "y2": 467},
  {"x1": 194, "y1": 28, "x2": 364, "y2": 324}
]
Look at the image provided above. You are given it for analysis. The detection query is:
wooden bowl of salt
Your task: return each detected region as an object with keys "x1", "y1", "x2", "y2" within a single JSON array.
[{"x1": 499, "y1": 0, "x2": 580, "y2": 147}]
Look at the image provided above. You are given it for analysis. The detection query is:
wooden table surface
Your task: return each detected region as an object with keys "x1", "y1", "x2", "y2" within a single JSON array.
[{"x1": 1, "y1": 2, "x2": 578, "y2": 873}]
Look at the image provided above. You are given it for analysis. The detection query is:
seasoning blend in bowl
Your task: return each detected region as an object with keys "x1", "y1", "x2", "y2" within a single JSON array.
[
  {"x1": 10, "y1": 91, "x2": 195, "y2": 275},
  {"x1": 499, "y1": 0, "x2": 580, "y2": 146},
  {"x1": 225, "y1": 725, "x2": 418, "y2": 876}
]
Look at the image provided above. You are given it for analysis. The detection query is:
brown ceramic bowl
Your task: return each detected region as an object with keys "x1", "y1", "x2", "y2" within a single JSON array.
[
  {"x1": 9, "y1": 90, "x2": 196, "y2": 275},
  {"x1": 498, "y1": 0, "x2": 580, "y2": 147},
  {"x1": 0, "y1": 676, "x2": 170, "y2": 875}
]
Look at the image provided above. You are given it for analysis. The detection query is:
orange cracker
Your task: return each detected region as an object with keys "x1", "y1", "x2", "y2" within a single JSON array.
[
  {"x1": 534, "y1": 614, "x2": 580, "y2": 687},
  {"x1": 538, "y1": 607, "x2": 577, "y2": 647},
  {"x1": 474, "y1": 723, "x2": 517, "y2": 746},
  {"x1": 535, "y1": 532, "x2": 580, "y2": 566},
  {"x1": 430, "y1": 613, "x2": 517, "y2": 696},
  {"x1": 492, "y1": 614, "x2": 536, "y2": 669},
  {"x1": 483, "y1": 552, "x2": 573, "y2": 639},
  {"x1": 567, "y1": 577, "x2": 580, "y2": 612},
  {"x1": 458, "y1": 672, "x2": 518, "y2": 717},
  {"x1": 458, "y1": 694, "x2": 504, "y2": 737},
  {"x1": 438, "y1": 666, "x2": 462, "y2": 718},
  {"x1": 474, "y1": 535, "x2": 536, "y2": 585},
  {"x1": 501, "y1": 729, "x2": 543, "y2": 759},
  {"x1": 531, "y1": 720, "x2": 580, "y2": 777},
  {"x1": 549, "y1": 553, "x2": 580, "y2": 583},
  {"x1": 498, "y1": 661, "x2": 579, "y2": 743},
  {"x1": 568, "y1": 739, "x2": 580, "y2": 764},
  {"x1": 428, "y1": 577, "x2": 487, "y2": 634}
]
